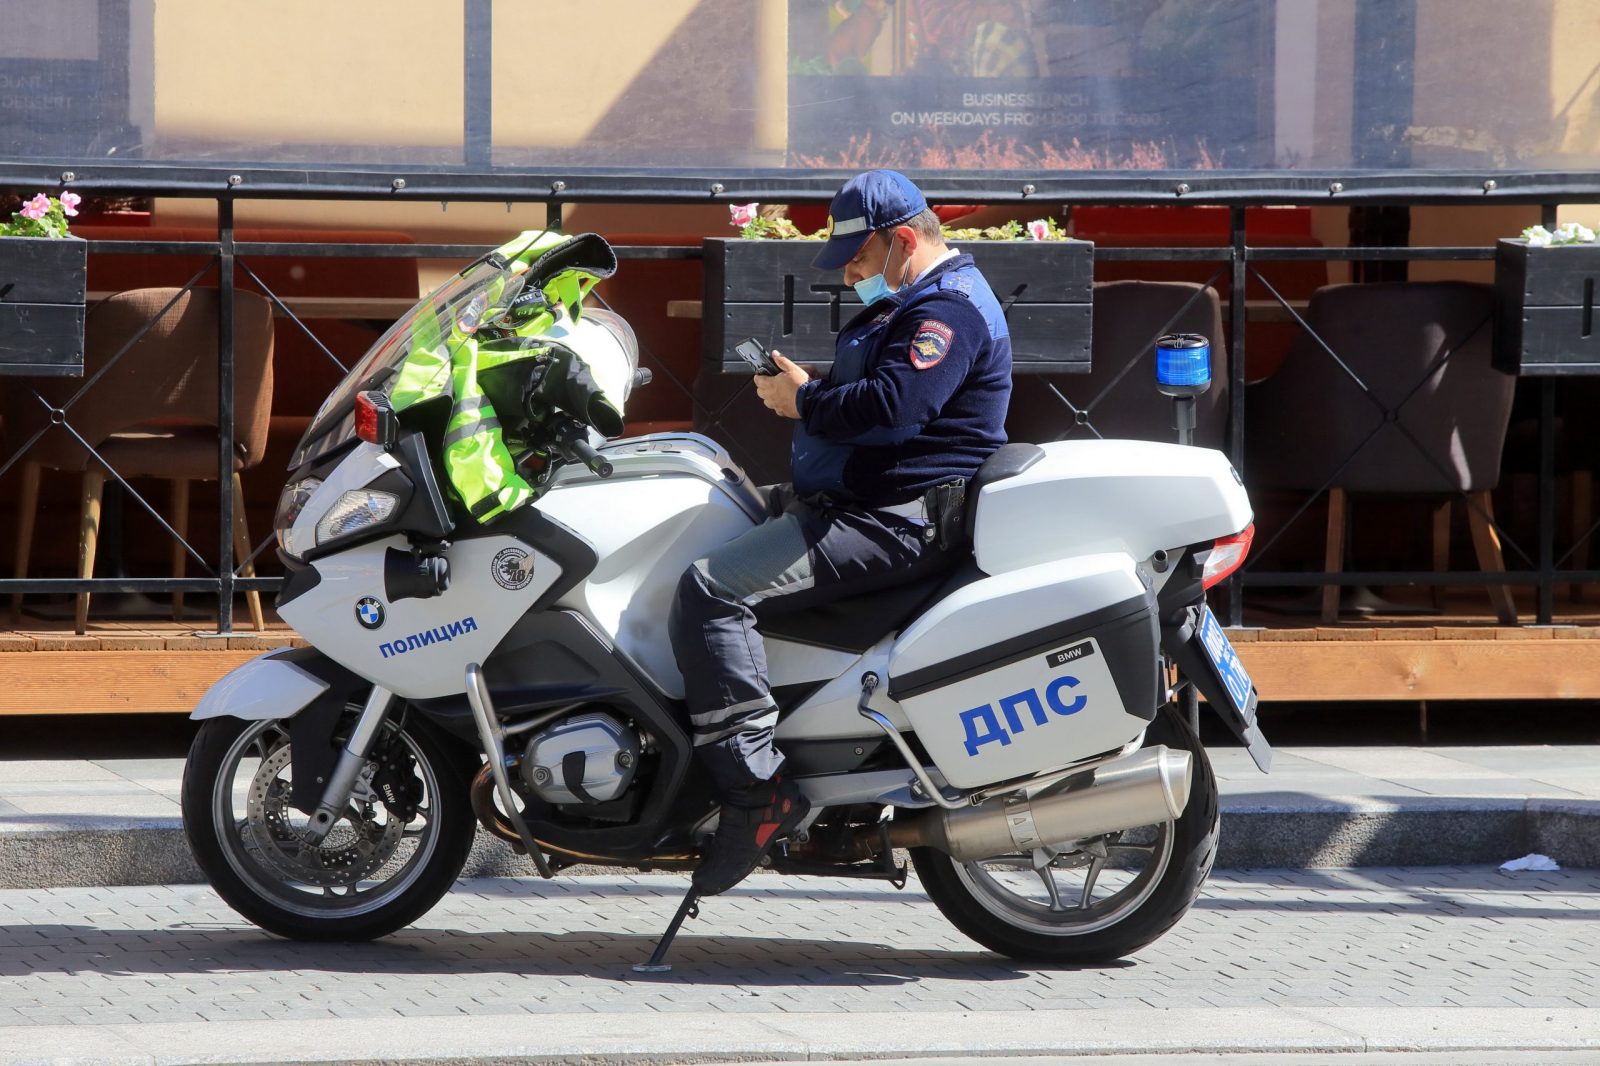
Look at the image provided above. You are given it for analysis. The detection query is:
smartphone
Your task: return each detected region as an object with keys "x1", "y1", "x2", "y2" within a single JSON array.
[{"x1": 734, "y1": 336, "x2": 781, "y2": 376}]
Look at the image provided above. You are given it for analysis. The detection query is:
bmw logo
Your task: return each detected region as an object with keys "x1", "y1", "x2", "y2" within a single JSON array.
[{"x1": 355, "y1": 597, "x2": 385, "y2": 630}]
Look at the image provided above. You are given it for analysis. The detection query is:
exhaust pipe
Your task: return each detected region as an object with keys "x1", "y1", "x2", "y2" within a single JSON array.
[{"x1": 883, "y1": 746, "x2": 1193, "y2": 862}]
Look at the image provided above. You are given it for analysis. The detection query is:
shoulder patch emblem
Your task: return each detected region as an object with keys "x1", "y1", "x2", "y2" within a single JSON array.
[
  {"x1": 910, "y1": 320, "x2": 954, "y2": 369},
  {"x1": 941, "y1": 272, "x2": 974, "y2": 295}
]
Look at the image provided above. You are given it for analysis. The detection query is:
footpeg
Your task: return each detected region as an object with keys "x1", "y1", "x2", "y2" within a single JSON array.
[{"x1": 632, "y1": 886, "x2": 700, "y2": 974}]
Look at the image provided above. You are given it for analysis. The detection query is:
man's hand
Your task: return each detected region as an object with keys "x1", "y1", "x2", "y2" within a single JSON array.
[{"x1": 754, "y1": 351, "x2": 809, "y2": 420}]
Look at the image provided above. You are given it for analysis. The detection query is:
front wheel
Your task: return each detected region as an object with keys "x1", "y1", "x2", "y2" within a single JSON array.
[
  {"x1": 912, "y1": 703, "x2": 1220, "y2": 963},
  {"x1": 181, "y1": 713, "x2": 476, "y2": 941}
]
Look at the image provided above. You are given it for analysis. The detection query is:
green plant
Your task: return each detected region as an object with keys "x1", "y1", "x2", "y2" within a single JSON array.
[
  {"x1": 728, "y1": 203, "x2": 1074, "y2": 242},
  {"x1": 1, "y1": 191, "x2": 79, "y2": 238}
]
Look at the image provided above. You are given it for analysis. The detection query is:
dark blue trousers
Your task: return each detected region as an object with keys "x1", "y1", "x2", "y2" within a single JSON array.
[{"x1": 668, "y1": 488, "x2": 952, "y2": 797}]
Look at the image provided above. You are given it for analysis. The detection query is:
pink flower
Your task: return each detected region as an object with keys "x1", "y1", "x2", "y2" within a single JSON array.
[
  {"x1": 729, "y1": 202, "x2": 759, "y2": 228},
  {"x1": 20, "y1": 194, "x2": 50, "y2": 220},
  {"x1": 1027, "y1": 219, "x2": 1050, "y2": 241},
  {"x1": 60, "y1": 191, "x2": 81, "y2": 217}
]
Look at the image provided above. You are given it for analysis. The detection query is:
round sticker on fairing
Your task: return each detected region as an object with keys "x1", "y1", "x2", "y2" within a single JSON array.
[
  {"x1": 355, "y1": 597, "x2": 385, "y2": 630},
  {"x1": 492, "y1": 547, "x2": 534, "y2": 591}
]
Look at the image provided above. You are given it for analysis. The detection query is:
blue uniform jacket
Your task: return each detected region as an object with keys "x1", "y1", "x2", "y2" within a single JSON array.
[{"x1": 790, "y1": 253, "x2": 1012, "y2": 506}]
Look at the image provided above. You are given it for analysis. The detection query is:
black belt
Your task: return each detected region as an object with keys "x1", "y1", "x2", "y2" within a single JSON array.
[{"x1": 790, "y1": 484, "x2": 968, "y2": 550}]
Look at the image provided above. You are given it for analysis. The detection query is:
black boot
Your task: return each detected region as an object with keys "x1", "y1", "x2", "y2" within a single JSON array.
[{"x1": 692, "y1": 775, "x2": 810, "y2": 896}]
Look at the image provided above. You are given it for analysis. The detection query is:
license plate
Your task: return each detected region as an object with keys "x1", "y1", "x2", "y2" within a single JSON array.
[{"x1": 1197, "y1": 605, "x2": 1254, "y2": 716}]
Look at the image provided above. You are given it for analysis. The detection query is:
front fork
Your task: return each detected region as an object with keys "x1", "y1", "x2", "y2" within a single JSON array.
[{"x1": 303, "y1": 685, "x2": 395, "y2": 845}]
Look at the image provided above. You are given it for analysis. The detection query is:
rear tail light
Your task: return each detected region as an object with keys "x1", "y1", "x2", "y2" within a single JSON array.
[{"x1": 1202, "y1": 524, "x2": 1254, "y2": 589}]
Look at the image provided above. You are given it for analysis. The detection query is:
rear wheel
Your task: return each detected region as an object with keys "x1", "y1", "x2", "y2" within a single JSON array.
[
  {"x1": 182, "y1": 713, "x2": 476, "y2": 941},
  {"x1": 912, "y1": 704, "x2": 1219, "y2": 963}
]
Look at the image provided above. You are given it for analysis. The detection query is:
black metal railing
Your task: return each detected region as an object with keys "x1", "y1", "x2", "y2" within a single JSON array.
[{"x1": 3, "y1": 195, "x2": 1596, "y2": 634}]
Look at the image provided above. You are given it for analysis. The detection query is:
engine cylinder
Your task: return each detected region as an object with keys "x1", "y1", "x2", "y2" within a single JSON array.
[{"x1": 519, "y1": 711, "x2": 640, "y2": 805}]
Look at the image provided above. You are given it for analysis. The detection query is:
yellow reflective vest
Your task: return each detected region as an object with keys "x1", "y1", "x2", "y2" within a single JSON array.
[{"x1": 389, "y1": 231, "x2": 610, "y2": 523}]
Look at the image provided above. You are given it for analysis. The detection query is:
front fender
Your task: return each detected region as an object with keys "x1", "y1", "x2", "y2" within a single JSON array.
[
  {"x1": 193, "y1": 647, "x2": 375, "y2": 816},
  {"x1": 192, "y1": 650, "x2": 331, "y2": 721}
]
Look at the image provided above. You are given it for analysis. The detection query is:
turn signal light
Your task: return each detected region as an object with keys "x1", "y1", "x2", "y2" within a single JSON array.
[{"x1": 1202, "y1": 525, "x2": 1254, "y2": 589}]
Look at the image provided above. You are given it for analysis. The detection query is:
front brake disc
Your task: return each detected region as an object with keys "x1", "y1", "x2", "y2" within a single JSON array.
[{"x1": 243, "y1": 746, "x2": 402, "y2": 887}]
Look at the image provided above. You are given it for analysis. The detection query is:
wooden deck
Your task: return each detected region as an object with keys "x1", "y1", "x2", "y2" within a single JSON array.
[
  {"x1": 1226, "y1": 623, "x2": 1600, "y2": 701},
  {"x1": 2, "y1": 604, "x2": 1599, "y2": 715},
  {"x1": 0, "y1": 622, "x2": 304, "y2": 716}
]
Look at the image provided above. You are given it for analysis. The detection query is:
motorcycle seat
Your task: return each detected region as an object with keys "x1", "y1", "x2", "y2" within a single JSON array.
[
  {"x1": 755, "y1": 559, "x2": 983, "y2": 653},
  {"x1": 753, "y1": 446, "x2": 1041, "y2": 653}
]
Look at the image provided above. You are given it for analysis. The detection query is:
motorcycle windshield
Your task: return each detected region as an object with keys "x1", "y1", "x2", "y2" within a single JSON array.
[{"x1": 289, "y1": 256, "x2": 521, "y2": 469}]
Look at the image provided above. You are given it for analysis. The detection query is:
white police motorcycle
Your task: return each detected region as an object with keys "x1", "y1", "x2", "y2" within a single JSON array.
[{"x1": 182, "y1": 234, "x2": 1269, "y2": 966}]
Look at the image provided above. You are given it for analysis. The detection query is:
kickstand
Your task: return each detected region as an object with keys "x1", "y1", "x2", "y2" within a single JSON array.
[{"x1": 632, "y1": 887, "x2": 701, "y2": 974}]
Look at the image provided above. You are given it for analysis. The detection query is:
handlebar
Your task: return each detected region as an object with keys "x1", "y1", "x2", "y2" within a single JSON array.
[
  {"x1": 567, "y1": 434, "x2": 614, "y2": 478},
  {"x1": 553, "y1": 417, "x2": 613, "y2": 478}
]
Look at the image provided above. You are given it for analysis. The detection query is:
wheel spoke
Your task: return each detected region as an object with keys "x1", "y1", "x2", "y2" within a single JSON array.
[
  {"x1": 1079, "y1": 854, "x2": 1106, "y2": 909},
  {"x1": 1036, "y1": 865, "x2": 1067, "y2": 911},
  {"x1": 1106, "y1": 842, "x2": 1159, "y2": 854},
  {"x1": 982, "y1": 856, "x2": 1038, "y2": 870}
]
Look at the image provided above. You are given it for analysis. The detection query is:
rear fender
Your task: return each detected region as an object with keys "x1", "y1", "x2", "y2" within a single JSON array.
[{"x1": 192, "y1": 647, "x2": 373, "y2": 815}]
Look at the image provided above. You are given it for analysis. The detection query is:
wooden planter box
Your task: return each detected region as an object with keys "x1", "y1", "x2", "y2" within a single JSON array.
[
  {"x1": 0, "y1": 236, "x2": 87, "y2": 377},
  {"x1": 703, "y1": 237, "x2": 1093, "y2": 375},
  {"x1": 1493, "y1": 237, "x2": 1600, "y2": 375}
]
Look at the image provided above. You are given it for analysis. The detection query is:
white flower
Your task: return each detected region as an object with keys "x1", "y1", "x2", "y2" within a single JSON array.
[
  {"x1": 1523, "y1": 225, "x2": 1554, "y2": 247},
  {"x1": 1555, "y1": 222, "x2": 1583, "y2": 243},
  {"x1": 1575, "y1": 223, "x2": 1597, "y2": 243}
]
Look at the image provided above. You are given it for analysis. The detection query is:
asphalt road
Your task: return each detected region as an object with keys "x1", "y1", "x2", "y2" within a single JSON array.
[{"x1": 0, "y1": 866, "x2": 1596, "y2": 1064}]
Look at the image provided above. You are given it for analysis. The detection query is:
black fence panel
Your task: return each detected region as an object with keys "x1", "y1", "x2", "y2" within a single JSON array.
[{"x1": 2, "y1": 194, "x2": 1596, "y2": 633}]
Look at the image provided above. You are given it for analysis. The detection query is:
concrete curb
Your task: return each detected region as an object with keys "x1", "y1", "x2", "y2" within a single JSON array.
[
  {"x1": 1217, "y1": 800, "x2": 1600, "y2": 868},
  {"x1": 1, "y1": 799, "x2": 1596, "y2": 889},
  {"x1": 0, "y1": 826, "x2": 544, "y2": 890},
  {"x1": 0, "y1": 1007, "x2": 1596, "y2": 1066}
]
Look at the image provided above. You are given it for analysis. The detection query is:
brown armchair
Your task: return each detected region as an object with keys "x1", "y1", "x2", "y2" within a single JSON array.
[
  {"x1": 7, "y1": 287, "x2": 275, "y2": 632},
  {"x1": 1245, "y1": 281, "x2": 1517, "y2": 623}
]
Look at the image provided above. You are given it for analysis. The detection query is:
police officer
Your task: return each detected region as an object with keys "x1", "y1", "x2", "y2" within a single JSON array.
[{"x1": 669, "y1": 169, "x2": 1013, "y2": 894}]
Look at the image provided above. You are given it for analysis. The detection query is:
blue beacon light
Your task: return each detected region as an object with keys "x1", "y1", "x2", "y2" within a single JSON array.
[
  {"x1": 1156, "y1": 333, "x2": 1212, "y2": 394},
  {"x1": 1154, "y1": 333, "x2": 1211, "y2": 445}
]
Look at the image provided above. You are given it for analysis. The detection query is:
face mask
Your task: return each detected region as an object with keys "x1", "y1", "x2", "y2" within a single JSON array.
[{"x1": 852, "y1": 236, "x2": 907, "y2": 306}]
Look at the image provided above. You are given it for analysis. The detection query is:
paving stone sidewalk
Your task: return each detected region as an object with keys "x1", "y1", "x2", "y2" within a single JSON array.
[
  {"x1": 2, "y1": 745, "x2": 1599, "y2": 891},
  {"x1": 0, "y1": 867, "x2": 1597, "y2": 1063}
]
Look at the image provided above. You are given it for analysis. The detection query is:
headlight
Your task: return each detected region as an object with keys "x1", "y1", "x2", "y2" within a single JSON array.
[
  {"x1": 274, "y1": 477, "x2": 322, "y2": 558},
  {"x1": 315, "y1": 490, "x2": 399, "y2": 545}
]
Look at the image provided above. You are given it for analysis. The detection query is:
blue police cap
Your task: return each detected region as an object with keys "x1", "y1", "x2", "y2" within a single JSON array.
[{"x1": 812, "y1": 169, "x2": 930, "y2": 270}]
